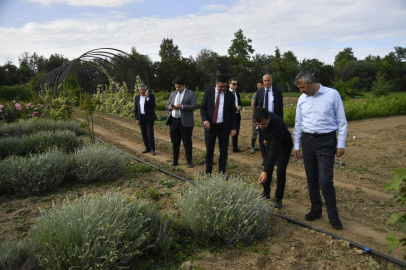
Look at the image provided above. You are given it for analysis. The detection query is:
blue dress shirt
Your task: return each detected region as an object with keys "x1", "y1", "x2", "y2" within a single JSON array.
[{"x1": 293, "y1": 84, "x2": 347, "y2": 150}]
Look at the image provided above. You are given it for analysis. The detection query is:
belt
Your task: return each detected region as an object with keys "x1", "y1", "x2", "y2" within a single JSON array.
[
  {"x1": 303, "y1": 131, "x2": 336, "y2": 137},
  {"x1": 213, "y1": 122, "x2": 224, "y2": 125}
]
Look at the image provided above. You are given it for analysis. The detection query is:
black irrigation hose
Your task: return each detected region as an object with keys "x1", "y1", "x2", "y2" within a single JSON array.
[
  {"x1": 191, "y1": 133, "x2": 345, "y2": 166},
  {"x1": 272, "y1": 213, "x2": 406, "y2": 268},
  {"x1": 94, "y1": 136, "x2": 195, "y2": 185},
  {"x1": 93, "y1": 135, "x2": 405, "y2": 268}
]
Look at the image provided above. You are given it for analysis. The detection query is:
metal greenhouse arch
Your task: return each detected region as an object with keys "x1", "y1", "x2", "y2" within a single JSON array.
[{"x1": 34, "y1": 48, "x2": 139, "y2": 98}]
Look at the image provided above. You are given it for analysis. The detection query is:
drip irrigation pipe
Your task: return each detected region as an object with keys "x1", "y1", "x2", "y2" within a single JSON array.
[
  {"x1": 94, "y1": 136, "x2": 194, "y2": 185},
  {"x1": 94, "y1": 135, "x2": 404, "y2": 268},
  {"x1": 191, "y1": 133, "x2": 345, "y2": 166},
  {"x1": 272, "y1": 213, "x2": 406, "y2": 268}
]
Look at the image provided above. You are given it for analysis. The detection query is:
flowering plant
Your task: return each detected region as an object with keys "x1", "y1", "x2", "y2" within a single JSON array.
[
  {"x1": 0, "y1": 102, "x2": 22, "y2": 123},
  {"x1": 24, "y1": 102, "x2": 45, "y2": 118}
]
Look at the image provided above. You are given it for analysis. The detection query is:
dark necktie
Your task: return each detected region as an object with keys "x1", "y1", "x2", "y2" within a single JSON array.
[
  {"x1": 212, "y1": 91, "x2": 220, "y2": 123},
  {"x1": 265, "y1": 89, "x2": 269, "y2": 112}
]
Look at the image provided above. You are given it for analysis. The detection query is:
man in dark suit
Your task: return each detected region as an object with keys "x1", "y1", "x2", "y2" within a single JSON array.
[
  {"x1": 254, "y1": 107, "x2": 293, "y2": 209},
  {"x1": 200, "y1": 74, "x2": 237, "y2": 175},
  {"x1": 229, "y1": 78, "x2": 244, "y2": 153},
  {"x1": 253, "y1": 74, "x2": 284, "y2": 165},
  {"x1": 165, "y1": 77, "x2": 197, "y2": 168},
  {"x1": 134, "y1": 83, "x2": 157, "y2": 155}
]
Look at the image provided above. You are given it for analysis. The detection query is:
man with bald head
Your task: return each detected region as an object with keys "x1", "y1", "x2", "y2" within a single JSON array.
[{"x1": 253, "y1": 74, "x2": 284, "y2": 166}]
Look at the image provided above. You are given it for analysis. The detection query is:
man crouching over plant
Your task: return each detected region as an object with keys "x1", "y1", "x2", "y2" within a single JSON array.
[{"x1": 254, "y1": 107, "x2": 293, "y2": 209}]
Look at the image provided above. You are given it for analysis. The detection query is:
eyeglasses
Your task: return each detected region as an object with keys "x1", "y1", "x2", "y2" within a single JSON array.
[
  {"x1": 231, "y1": 83, "x2": 238, "y2": 85},
  {"x1": 254, "y1": 123, "x2": 267, "y2": 127},
  {"x1": 216, "y1": 83, "x2": 227, "y2": 89}
]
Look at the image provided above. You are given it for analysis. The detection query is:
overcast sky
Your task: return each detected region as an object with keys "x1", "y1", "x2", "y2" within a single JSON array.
[{"x1": 0, "y1": 0, "x2": 405, "y2": 67}]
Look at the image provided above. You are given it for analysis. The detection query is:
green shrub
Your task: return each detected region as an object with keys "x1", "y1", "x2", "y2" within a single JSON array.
[
  {"x1": 126, "y1": 163, "x2": 153, "y2": 174},
  {"x1": 27, "y1": 192, "x2": 172, "y2": 269},
  {"x1": 0, "y1": 130, "x2": 82, "y2": 159},
  {"x1": 0, "y1": 150, "x2": 70, "y2": 196},
  {"x1": 283, "y1": 107, "x2": 296, "y2": 127},
  {"x1": 0, "y1": 119, "x2": 87, "y2": 137},
  {"x1": 0, "y1": 239, "x2": 31, "y2": 270},
  {"x1": 155, "y1": 101, "x2": 167, "y2": 111},
  {"x1": 72, "y1": 145, "x2": 124, "y2": 183},
  {"x1": 0, "y1": 84, "x2": 33, "y2": 101},
  {"x1": 384, "y1": 168, "x2": 406, "y2": 259},
  {"x1": 241, "y1": 98, "x2": 251, "y2": 107},
  {"x1": 372, "y1": 71, "x2": 393, "y2": 98},
  {"x1": 177, "y1": 174, "x2": 271, "y2": 246}
]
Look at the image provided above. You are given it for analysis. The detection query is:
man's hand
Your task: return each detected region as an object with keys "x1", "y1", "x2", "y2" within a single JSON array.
[
  {"x1": 204, "y1": 121, "x2": 210, "y2": 129},
  {"x1": 294, "y1": 150, "x2": 301, "y2": 160},
  {"x1": 258, "y1": 172, "x2": 267, "y2": 185},
  {"x1": 237, "y1": 106, "x2": 242, "y2": 112},
  {"x1": 336, "y1": 148, "x2": 345, "y2": 157},
  {"x1": 136, "y1": 120, "x2": 140, "y2": 125},
  {"x1": 145, "y1": 92, "x2": 149, "y2": 99},
  {"x1": 263, "y1": 140, "x2": 268, "y2": 146},
  {"x1": 175, "y1": 104, "x2": 182, "y2": 109},
  {"x1": 230, "y1": 129, "x2": 236, "y2": 137}
]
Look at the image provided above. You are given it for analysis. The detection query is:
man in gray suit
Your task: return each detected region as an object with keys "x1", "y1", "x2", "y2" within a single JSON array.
[{"x1": 166, "y1": 77, "x2": 198, "y2": 167}]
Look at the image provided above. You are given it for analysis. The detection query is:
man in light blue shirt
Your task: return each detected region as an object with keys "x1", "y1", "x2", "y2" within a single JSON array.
[{"x1": 293, "y1": 71, "x2": 347, "y2": 230}]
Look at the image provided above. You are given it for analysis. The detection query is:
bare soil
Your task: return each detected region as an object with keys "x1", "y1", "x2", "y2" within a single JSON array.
[{"x1": 1, "y1": 106, "x2": 406, "y2": 269}]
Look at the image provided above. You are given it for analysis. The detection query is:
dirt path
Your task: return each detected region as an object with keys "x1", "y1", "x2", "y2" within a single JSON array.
[{"x1": 74, "y1": 110, "x2": 406, "y2": 261}]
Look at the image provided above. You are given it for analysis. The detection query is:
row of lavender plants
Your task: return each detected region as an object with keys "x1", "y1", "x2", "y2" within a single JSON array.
[
  {"x1": 0, "y1": 174, "x2": 272, "y2": 269},
  {"x1": 0, "y1": 118, "x2": 272, "y2": 269}
]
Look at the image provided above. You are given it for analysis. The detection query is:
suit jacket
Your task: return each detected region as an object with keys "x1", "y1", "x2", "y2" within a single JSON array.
[
  {"x1": 165, "y1": 88, "x2": 197, "y2": 127},
  {"x1": 200, "y1": 87, "x2": 237, "y2": 132},
  {"x1": 230, "y1": 90, "x2": 242, "y2": 120},
  {"x1": 134, "y1": 93, "x2": 156, "y2": 122},
  {"x1": 253, "y1": 86, "x2": 284, "y2": 119}
]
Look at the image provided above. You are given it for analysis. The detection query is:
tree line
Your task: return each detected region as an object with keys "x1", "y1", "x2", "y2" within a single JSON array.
[{"x1": 1, "y1": 29, "x2": 405, "y2": 97}]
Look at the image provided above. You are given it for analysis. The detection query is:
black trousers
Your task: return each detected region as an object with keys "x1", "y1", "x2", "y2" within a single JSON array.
[
  {"x1": 302, "y1": 132, "x2": 338, "y2": 218},
  {"x1": 169, "y1": 118, "x2": 193, "y2": 162},
  {"x1": 139, "y1": 114, "x2": 155, "y2": 151},
  {"x1": 263, "y1": 136, "x2": 293, "y2": 200},
  {"x1": 232, "y1": 113, "x2": 241, "y2": 150},
  {"x1": 204, "y1": 123, "x2": 230, "y2": 174}
]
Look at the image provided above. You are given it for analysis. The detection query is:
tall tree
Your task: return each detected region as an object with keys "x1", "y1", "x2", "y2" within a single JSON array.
[
  {"x1": 159, "y1": 38, "x2": 181, "y2": 62},
  {"x1": 334, "y1": 47, "x2": 357, "y2": 65},
  {"x1": 228, "y1": 29, "x2": 254, "y2": 62}
]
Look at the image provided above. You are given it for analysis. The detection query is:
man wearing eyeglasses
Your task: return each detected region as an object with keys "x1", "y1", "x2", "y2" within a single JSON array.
[
  {"x1": 253, "y1": 74, "x2": 284, "y2": 166},
  {"x1": 229, "y1": 78, "x2": 243, "y2": 153},
  {"x1": 166, "y1": 77, "x2": 197, "y2": 168},
  {"x1": 200, "y1": 75, "x2": 237, "y2": 175},
  {"x1": 253, "y1": 107, "x2": 293, "y2": 208}
]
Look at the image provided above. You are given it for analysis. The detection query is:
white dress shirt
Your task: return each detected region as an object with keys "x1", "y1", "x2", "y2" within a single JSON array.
[
  {"x1": 171, "y1": 89, "x2": 186, "y2": 118},
  {"x1": 293, "y1": 84, "x2": 348, "y2": 150},
  {"x1": 140, "y1": 95, "x2": 146, "y2": 114},
  {"x1": 214, "y1": 88, "x2": 225, "y2": 123},
  {"x1": 229, "y1": 88, "x2": 239, "y2": 113},
  {"x1": 263, "y1": 86, "x2": 274, "y2": 113}
]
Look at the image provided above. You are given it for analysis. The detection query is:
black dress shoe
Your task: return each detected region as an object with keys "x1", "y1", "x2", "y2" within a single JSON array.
[
  {"x1": 305, "y1": 209, "x2": 322, "y2": 221},
  {"x1": 187, "y1": 162, "x2": 194, "y2": 168},
  {"x1": 260, "y1": 191, "x2": 271, "y2": 200},
  {"x1": 151, "y1": 150, "x2": 156, "y2": 155},
  {"x1": 171, "y1": 161, "x2": 178, "y2": 166},
  {"x1": 329, "y1": 216, "x2": 343, "y2": 229},
  {"x1": 273, "y1": 199, "x2": 282, "y2": 209},
  {"x1": 233, "y1": 148, "x2": 244, "y2": 153},
  {"x1": 141, "y1": 149, "x2": 151, "y2": 153}
]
